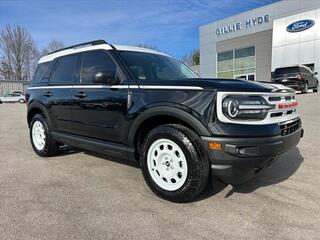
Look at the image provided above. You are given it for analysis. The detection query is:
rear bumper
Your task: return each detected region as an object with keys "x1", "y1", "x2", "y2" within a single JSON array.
[
  {"x1": 274, "y1": 80, "x2": 303, "y2": 90},
  {"x1": 201, "y1": 128, "x2": 303, "y2": 184}
]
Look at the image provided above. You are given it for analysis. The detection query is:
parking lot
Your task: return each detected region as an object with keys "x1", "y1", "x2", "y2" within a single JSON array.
[{"x1": 0, "y1": 92, "x2": 319, "y2": 240}]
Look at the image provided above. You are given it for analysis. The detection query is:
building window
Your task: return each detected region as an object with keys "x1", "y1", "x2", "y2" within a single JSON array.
[{"x1": 217, "y1": 46, "x2": 256, "y2": 81}]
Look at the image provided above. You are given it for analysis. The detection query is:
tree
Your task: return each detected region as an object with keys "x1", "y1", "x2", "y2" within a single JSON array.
[
  {"x1": 0, "y1": 24, "x2": 38, "y2": 80},
  {"x1": 41, "y1": 39, "x2": 64, "y2": 56},
  {"x1": 182, "y1": 49, "x2": 200, "y2": 66},
  {"x1": 192, "y1": 49, "x2": 200, "y2": 65}
]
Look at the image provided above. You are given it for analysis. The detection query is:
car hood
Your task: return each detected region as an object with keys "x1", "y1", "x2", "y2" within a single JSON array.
[{"x1": 137, "y1": 78, "x2": 293, "y2": 93}]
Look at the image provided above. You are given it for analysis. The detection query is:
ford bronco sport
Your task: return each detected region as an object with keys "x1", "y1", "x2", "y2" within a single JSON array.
[{"x1": 26, "y1": 40, "x2": 303, "y2": 202}]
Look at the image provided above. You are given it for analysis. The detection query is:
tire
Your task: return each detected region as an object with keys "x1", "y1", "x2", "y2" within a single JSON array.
[
  {"x1": 30, "y1": 114, "x2": 58, "y2": 157},
  {"x1": 19, "y1": 99, "x2": 25, "y2": 103},
  {"x1": 140, "y1": 124, "x2": 210, "y2": 202},
  {"x1": 302, "y1": 82, "x2": 308, "y2": 94},
  {"x1": 313, "y1": 82, "x2": 318, "y2": 92}
]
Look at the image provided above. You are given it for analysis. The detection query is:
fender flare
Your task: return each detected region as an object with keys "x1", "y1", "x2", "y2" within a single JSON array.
[
  {"x1": 127, "y1": 106, "x2": 211, "y2": 147},
  {"x1": 27, "y1": 101, "x2": 53, "y2": 128}
]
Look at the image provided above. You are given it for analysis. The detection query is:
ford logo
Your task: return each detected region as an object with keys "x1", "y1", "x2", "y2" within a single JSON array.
[{"x1": 286, "y1": 19, "x2": 315, "y2": 32}]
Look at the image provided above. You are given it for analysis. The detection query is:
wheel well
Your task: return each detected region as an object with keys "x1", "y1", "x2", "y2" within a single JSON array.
[
  {"x1": 134, "y1": 115, "x2": 197, "y2": 160},
  {"x1": 27, "y1": 108, "x2": 44, "y2": 126}
]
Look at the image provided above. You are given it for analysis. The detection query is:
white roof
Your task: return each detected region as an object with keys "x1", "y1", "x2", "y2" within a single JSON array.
[{"x1": 38, "y1": 43, "x2": 171, "y2": 63}]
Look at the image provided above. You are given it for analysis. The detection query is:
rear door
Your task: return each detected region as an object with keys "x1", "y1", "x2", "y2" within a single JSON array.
[
  {"x1": 303, "y1": 67, "x2": 316, "y2": 88},
  {"x1": 71, "y1": 50, "x2": 128, "y2": 143},
  {"x1": 47, "y1": 54, "x2": 81, "y2": 133}
]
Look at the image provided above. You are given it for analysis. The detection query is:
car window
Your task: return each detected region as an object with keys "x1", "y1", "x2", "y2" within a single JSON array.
[
  {"x1": 33, "y1": 62, "x2": 50, "y2": 83},
  {"x1": 274, "y1": 67, "x2": 299, "y2": 75},
  {"x1": 80, "y1": 51, "x2": 118, "y2": 84},
  {"x1": 50, "y1": 54, "x2": 80, "y2": 85},
  {"x1": 119, "y1": 51, "x2": 198, "y2": 81}
]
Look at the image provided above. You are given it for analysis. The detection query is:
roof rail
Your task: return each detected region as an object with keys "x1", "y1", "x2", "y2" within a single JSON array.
[{"x1": 48, "y1": 40, "x2": 108, "y2": 55}]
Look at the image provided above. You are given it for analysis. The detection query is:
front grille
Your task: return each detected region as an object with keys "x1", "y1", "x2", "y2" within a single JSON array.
[{"x1": 280, "y1": 118, "x2": 301, "y2": 136}]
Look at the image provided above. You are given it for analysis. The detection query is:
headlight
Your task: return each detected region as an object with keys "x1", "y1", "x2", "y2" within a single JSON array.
[{"x1": 222, "y1": 96, "x2": 272, "y2": 120}]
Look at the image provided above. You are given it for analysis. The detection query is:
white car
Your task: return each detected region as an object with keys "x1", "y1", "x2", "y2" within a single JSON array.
[{"x1": 0, "y1": 92, "x2": 25, "y2": 103}]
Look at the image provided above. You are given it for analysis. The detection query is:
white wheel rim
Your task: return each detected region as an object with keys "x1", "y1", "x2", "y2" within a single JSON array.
[
  {"x1": 147, "y1": 138, "x2": 188, "y2": 191},
  {"x1": 32, "y1": 121, "x2": 46, "y2": 151}
]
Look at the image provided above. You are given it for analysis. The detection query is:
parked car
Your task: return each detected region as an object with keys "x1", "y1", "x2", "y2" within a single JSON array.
[
  {"x1": 0, "y1": 92, "x2": 25, "y2": 103},
  {"x1": 26, "y1": 40, "x2": 303, "y2": 202},
  {"x1": 272, "y1": 65, "x2": 318, "y2": 93}
]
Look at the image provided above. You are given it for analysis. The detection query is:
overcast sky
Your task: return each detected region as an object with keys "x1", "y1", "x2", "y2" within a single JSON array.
[{"x1": 0, "y1": 0, "x2": 279, "y2": 58}]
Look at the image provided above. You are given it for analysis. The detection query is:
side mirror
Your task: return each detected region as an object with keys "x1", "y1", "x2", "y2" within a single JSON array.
[
  {"x1": 94, "y1": 71, "x2": 118, "y2": 85},
  {"x1": 313, "y1": 72, "x2": 318, "y2": 76}
]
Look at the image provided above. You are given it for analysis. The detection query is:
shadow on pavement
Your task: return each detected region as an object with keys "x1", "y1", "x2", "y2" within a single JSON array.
[
  {"x1": 227, "y1": 147, "x2": 304, "y2": 196},
  {"x1": 55, "y1": 145, "x2": 83, "y2": 156},
  {"x1": 194, "y1": 147, "x2": 303, "y2": 201}
]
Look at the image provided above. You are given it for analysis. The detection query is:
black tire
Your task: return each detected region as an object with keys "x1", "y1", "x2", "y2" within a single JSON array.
[
  {"x1": 313, "y1": 82, "x2": 318, "y2": 92},
  {"x1": 19, "y1": 99, "x2": 25, "y2": 103},
  {"x1": 302, "y1": 82, "x2": 308, "y2": 94},
  {"x1": 30, "y1": 114, "x2": 58, "y2": 157},
  {"x1": 140, "y1": 124, "x2": 210, "y2": 203}
]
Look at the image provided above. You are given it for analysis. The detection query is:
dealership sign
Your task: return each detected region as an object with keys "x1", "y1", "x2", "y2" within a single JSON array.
[
  {"x1": 216, "y1": 14, "x2": 270, "y2": 36},
  {"x1": 286, "y1": 19, "x2": 315, "y2": 33}
]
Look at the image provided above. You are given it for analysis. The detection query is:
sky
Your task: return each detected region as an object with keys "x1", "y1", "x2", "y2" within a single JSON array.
[{"x1": 0, "y1": 0, "x2": 279, "y2": 59}]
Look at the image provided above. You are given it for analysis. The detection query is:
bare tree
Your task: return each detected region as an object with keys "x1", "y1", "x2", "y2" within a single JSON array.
[
  {"x1": 41, "y1": 39, "x2": 64, "y2": 56},
  {"x1": 0, "y1": 24, "x2": 38, "y2": 80}
]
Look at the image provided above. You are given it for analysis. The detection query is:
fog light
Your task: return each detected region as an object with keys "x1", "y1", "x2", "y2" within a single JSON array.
[{"x1": 208, "y1": 142, "x2": 222, "y2": 150}]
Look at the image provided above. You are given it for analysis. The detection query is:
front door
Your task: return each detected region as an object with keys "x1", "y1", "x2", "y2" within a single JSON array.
[{"x1": 71, "y1": 50, "x2": 128, "y2": 143}]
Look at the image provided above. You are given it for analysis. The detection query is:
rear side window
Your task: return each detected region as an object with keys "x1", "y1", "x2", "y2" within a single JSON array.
[
  {"x1": 274, "y1": 67, "x2": 299, "y2": 75},
  {"x1": 300, "y1": 67, "x2": 311, "y2": 74},
  {"x1": 80, "y1": 51, "x2": 118, "y2": 84},
  {"x1": 50, "y1": 54, "x2": 80, "y2": 84},
  {"x1": 33, "y1": 62, "x2": 50, "y2": 83}
]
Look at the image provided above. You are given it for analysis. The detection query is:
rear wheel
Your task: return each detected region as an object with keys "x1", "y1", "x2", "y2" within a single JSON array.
[
  {"x1": 302, "y1": 82, "x2": 308, "y2": 94},
  {"x1": 30, "y1": 114, "x2": 58, "y2": 157},
  {"x1": 140, "y1": 124, "x2": 209, "y2": 202},
  {"x1": 313, "y1": 82, "x2": 318, "y2": 92},
  {"x1": 19, "y1": 99, "x2": 25, "y2": 103}
]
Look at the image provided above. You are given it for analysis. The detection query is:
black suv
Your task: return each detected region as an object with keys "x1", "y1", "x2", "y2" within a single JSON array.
[
  {"x1": 26, "y1": 40, "x2": 303, "y2": 202},
  {"x1": 272, "y1": 65, "x2": 318, "y2": 93}
]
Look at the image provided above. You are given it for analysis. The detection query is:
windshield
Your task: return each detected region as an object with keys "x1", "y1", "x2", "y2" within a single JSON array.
[
  {"x1": 274, "y1": 67, "x2": 299, "y2": 75},
  {"x1": 119, "y1": 51, "x2": 199, "y2": 81}
]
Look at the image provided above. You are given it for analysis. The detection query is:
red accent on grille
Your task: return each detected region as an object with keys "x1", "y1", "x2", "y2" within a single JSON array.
[{"x1": 278, "y1": 101, "x2": 298, "y2": 109}]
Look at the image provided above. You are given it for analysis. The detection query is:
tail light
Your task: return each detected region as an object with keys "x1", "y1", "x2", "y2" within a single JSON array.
[{"x1": 298, "y1": 73, "x2": 304, "y2": 80}]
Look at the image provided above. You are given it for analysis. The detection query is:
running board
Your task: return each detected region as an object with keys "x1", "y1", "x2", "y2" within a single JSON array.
[{"x1": 51, "y1": 131, "x2": 136, "y2": 161}]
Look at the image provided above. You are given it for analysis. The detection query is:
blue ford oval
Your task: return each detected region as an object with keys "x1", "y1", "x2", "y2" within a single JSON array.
[{"x1": 287, "y1": 19, "x2": 315, "y2": 32}]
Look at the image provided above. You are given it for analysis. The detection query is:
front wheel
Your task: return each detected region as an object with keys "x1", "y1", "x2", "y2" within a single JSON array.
[
  {"x1": 140, "y1": 124, "x2": 209, "y2": 202},
  {"x1": 19, "y1": 99, "x2": 25, "y2": 103}
]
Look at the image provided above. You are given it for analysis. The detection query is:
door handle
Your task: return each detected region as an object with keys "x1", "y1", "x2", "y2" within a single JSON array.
[
  {"x1": 75, "y1": 91, "x2": 87, "y2": 98},
  {"x1": 44, "y1": 91, "x2": 52, "y2": 97}
]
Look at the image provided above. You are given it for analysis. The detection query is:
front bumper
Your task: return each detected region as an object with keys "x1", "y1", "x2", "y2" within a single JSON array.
[{"x1": 201, "y1": 127, "x2": 303, "y2": 184}]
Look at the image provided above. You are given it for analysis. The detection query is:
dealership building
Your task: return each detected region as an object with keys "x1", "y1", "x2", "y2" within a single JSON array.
[{"x1": 200, "y1": 0, "x2": 320, "y2": 81}]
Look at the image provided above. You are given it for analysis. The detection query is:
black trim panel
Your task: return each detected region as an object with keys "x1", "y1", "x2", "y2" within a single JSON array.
[{"x1": 52, "y1": 131, "x2": 135, "y2": 161}]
